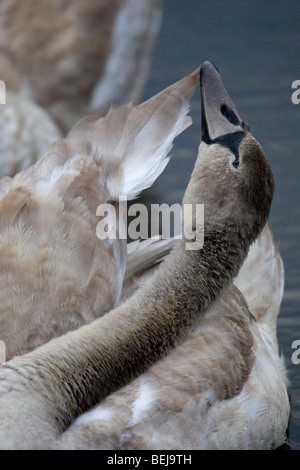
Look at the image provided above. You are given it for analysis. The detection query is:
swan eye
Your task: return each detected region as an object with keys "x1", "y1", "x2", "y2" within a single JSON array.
[{"x1": 232, "y1": 158, "x2": 239, "y2": 169}]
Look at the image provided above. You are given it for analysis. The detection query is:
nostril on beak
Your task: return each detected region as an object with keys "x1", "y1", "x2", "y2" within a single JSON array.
[{"x1": 220, "y1": 103, "x2": 240, "y2": 126}]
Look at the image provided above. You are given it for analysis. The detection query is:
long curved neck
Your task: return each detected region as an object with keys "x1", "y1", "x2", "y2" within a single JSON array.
[{"x1": 0, "y1": 223, "x2": 249, "y2": 449}]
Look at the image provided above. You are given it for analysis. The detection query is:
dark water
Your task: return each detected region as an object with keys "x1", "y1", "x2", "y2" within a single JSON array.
[{"x1": 141, "y1": 0, "x2": 300, "y2": 450}]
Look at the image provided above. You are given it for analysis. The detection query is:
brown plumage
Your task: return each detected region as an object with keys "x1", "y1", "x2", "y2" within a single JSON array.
[
  {"x1": 0, "y1": 67, "x2": 199, "y2": 361},
  {"x1": 0, "y1": 63, "x2": 286, "y2": 449},
  {"x1": 59, "y1": 227, "x2": 288, "y2": 450}
]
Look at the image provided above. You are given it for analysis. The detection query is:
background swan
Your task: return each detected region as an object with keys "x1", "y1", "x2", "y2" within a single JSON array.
[
  {"x1": 0, "y1": 91, "x2": 62, "y2": 176},
  {"x1": 0, "y1": 0, "x2": 162, "y2": 125},
  {"x1": 0, "y1": 0, "x2": 163, "y2": 175}
]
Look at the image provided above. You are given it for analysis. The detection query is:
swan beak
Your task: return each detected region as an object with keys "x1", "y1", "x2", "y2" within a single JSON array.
[{"x1": 200, "y1": 61, "x2": 246, "y2": 144}]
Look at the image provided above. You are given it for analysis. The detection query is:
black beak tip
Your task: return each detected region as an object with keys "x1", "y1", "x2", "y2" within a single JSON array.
[{"x1": 201, "y1": 61, "x2": 220, "y2": 75}]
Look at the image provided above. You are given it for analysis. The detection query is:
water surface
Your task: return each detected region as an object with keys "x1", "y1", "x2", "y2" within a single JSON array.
[{"x1": 141, "y1": 0, "x2": 300, "y2": 450}]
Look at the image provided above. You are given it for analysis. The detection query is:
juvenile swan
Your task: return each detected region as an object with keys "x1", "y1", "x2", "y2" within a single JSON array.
[{"x1": 0, "y1": 62, "x2": 275, "y2": 449}]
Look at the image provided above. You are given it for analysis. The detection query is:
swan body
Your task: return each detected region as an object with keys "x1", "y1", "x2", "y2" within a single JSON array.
[
  {"x1": 0, "y1": 68, "x2": 199, "y2": 361},
  {"x1": 234, "y1": 224, "x2": 284, "y2": 348},
  {"x1": 0, "y1": 62, "x2": 289, "y2": 450},
  {"x1": 61, "y1": 226, "x2": 288, "y2": 450}
]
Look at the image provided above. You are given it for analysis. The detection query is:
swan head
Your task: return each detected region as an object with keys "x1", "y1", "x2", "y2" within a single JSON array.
[{"x1": 183, "y1": 61, "x2": 274, "y2": 246}]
